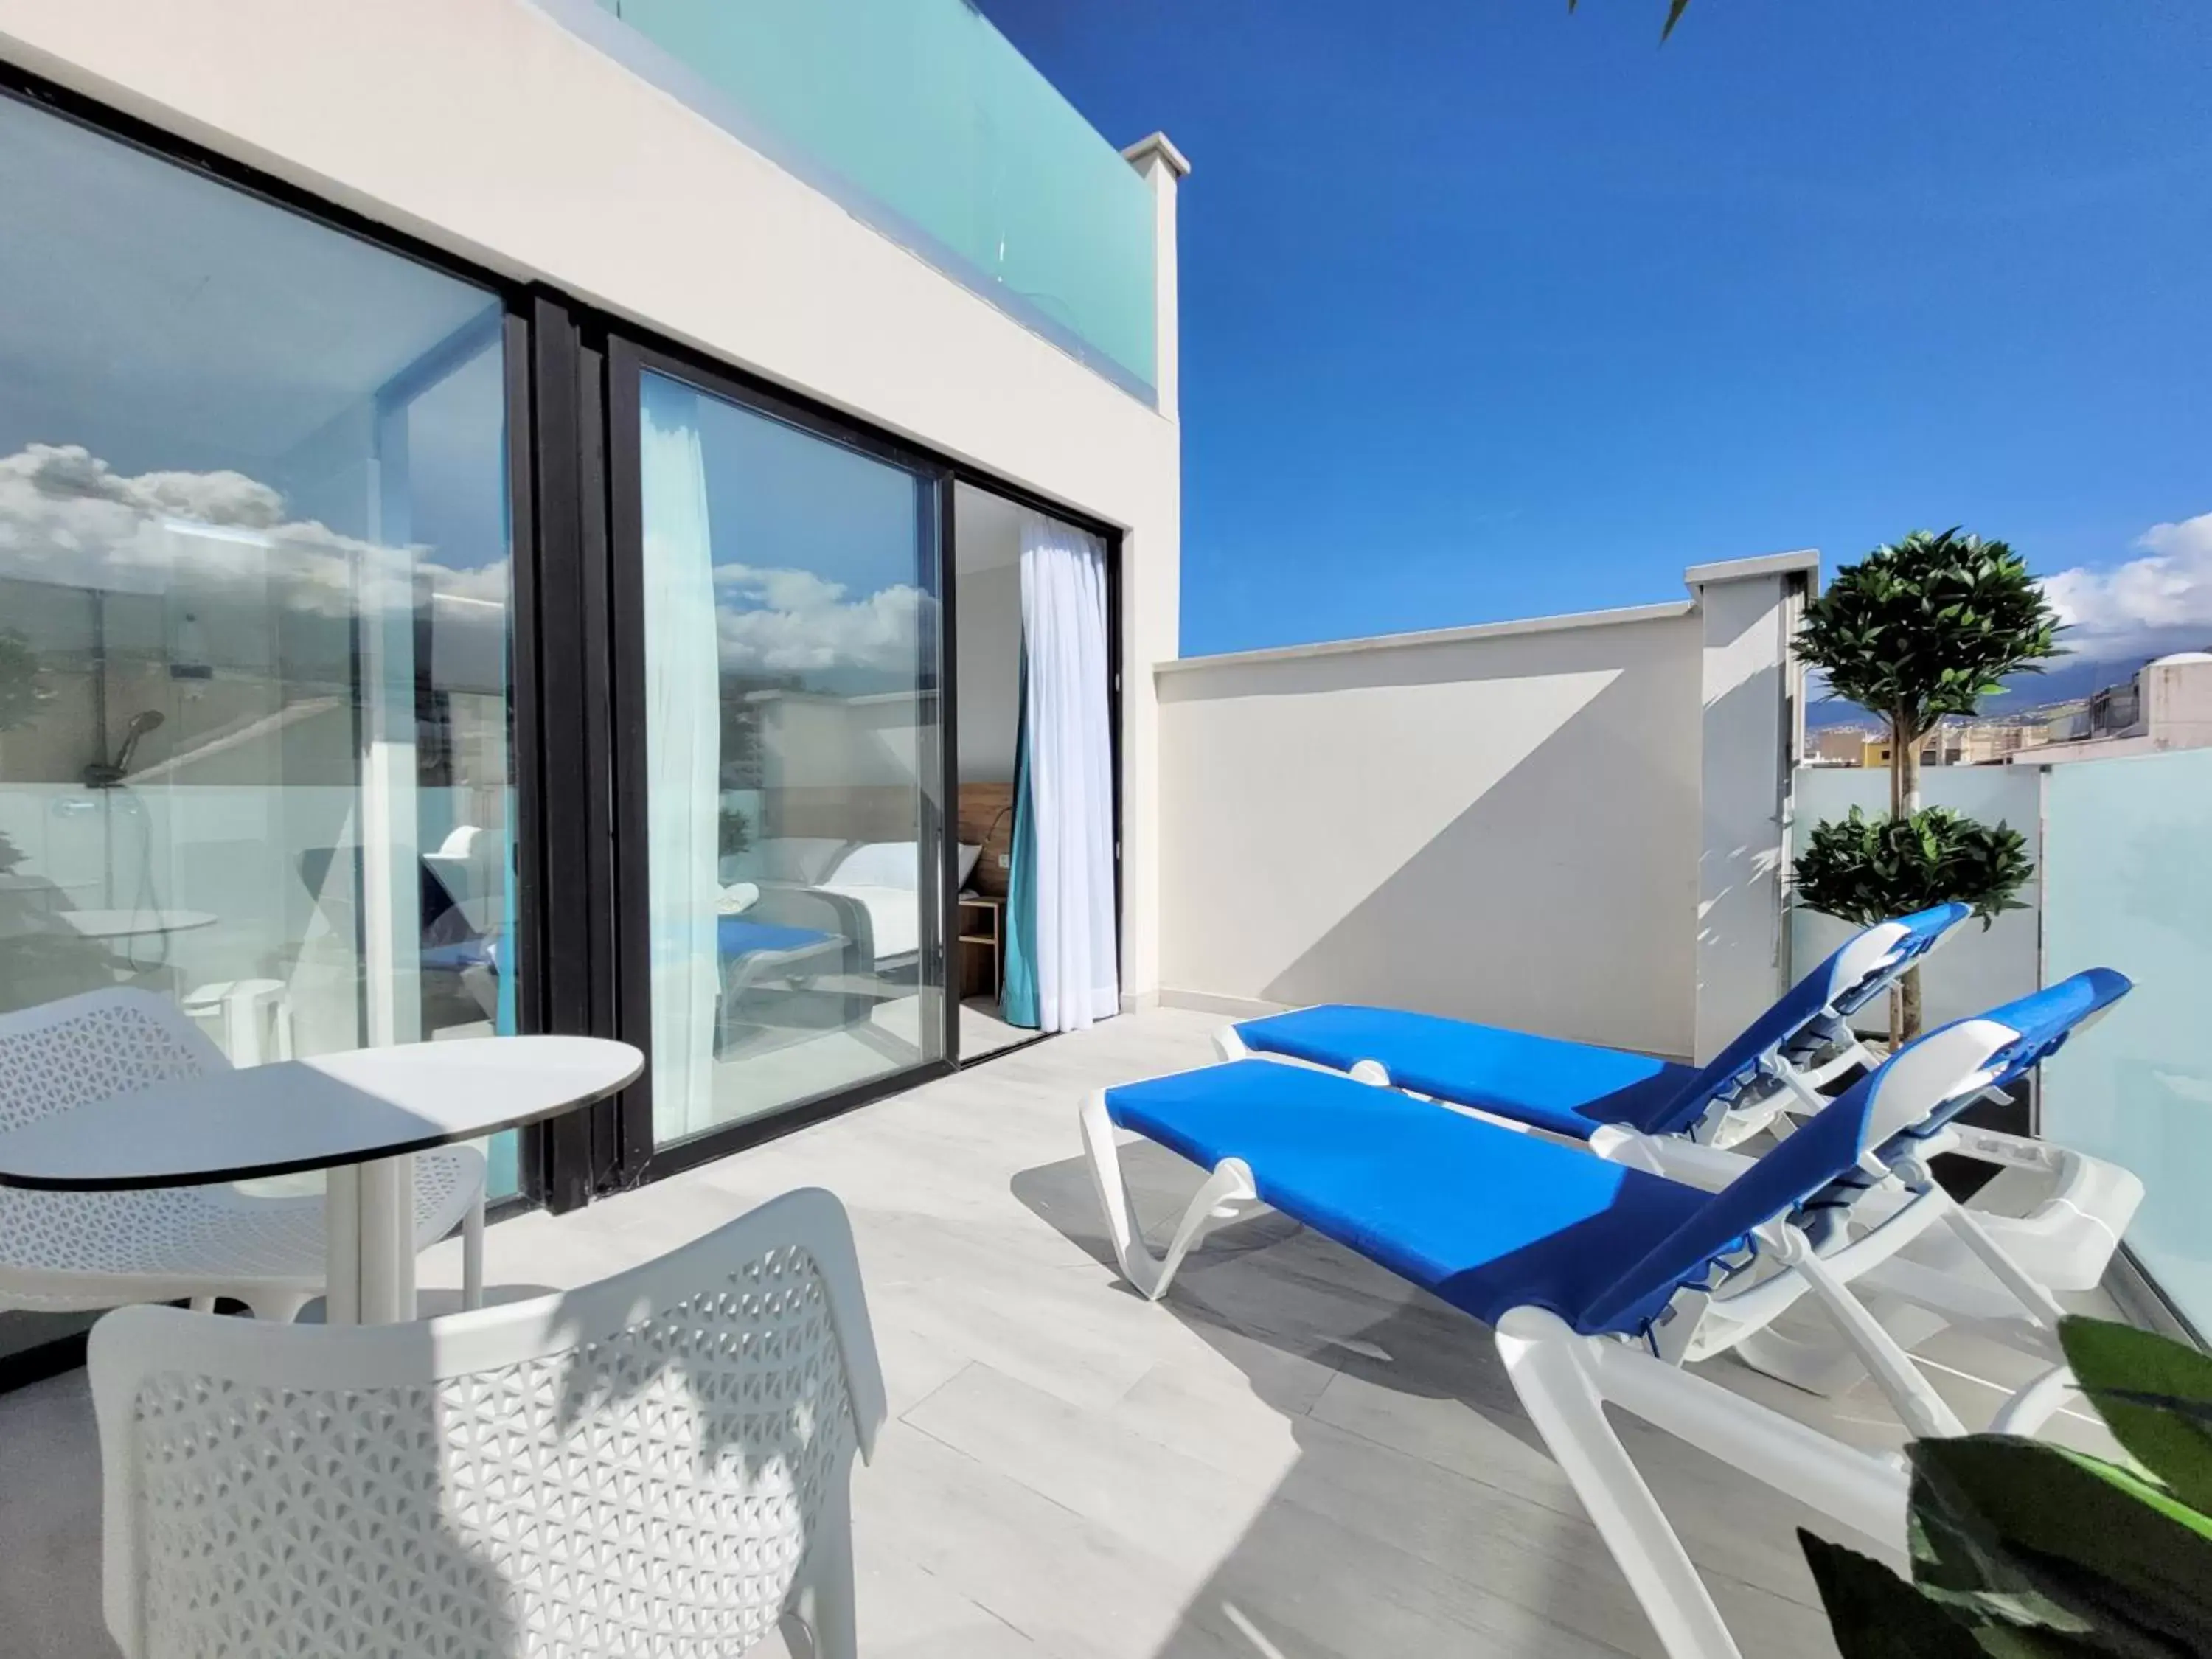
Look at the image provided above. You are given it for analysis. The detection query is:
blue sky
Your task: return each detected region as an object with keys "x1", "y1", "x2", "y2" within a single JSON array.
[{"x1": 978, "y1": 0, "x2": 2212, "y2": 660}]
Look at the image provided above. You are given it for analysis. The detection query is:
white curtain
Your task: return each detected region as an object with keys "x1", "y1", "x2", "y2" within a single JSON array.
[
  {"x1": 639, "y1": 378, "x2": 722, "y2": 1141},
  {"x1": 1020, "y1": 510, "x2": 1119, "y2": 1031}
]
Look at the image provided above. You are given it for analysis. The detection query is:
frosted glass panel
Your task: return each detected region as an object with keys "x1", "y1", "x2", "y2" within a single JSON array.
[
  {"x1": 588, "y1": 0, "x2": 1156, "y2": 397},
  {"x1": 1790, "y1": 766, "x2": 2042, "y2": 1031},
  {"x1": 2042, "y1": 747, "x2": 2212, "y2": 1334}
]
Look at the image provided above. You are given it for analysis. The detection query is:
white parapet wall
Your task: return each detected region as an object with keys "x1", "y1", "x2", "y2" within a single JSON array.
[{"x1": 1154, "y1": 556, "x2": 1814, "y2": 1061}]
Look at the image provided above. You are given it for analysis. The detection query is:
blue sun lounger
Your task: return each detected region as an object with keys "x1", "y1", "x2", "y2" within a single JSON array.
[
  {"x1": 1216, "y1": 904, "x2": 1971, "y2": 1146},
  {"x1": 1084, "y1": 970, "x2": 2129, "y2": 1659}
]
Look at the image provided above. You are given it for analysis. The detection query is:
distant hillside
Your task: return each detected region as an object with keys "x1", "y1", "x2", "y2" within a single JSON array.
[{"x1": 1804, "y1": 650, "x2": 2154, "y2": 729}]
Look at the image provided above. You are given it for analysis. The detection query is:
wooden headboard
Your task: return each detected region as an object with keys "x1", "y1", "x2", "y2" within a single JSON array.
[{"x1": 957, "y1": 781, "x2": 1016, "y2": 899}]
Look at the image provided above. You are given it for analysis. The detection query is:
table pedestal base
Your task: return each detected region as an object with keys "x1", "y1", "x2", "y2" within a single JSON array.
[{"x1": 324, "y1": 1152, "x2": 417, "y2": 1325}]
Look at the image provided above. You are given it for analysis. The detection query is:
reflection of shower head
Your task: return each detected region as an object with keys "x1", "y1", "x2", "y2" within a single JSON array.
[{"x1": 84, "y1": 709, "x2": 164, "y2": 789}]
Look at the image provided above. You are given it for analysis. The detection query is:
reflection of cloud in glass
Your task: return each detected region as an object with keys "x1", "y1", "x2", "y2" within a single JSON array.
[
  {"x1": 0, "y1": 443, "x2": 505, "y2": 612},
  {"x1": 712, "y1": 561, "x2": 923, "y2": 673}
]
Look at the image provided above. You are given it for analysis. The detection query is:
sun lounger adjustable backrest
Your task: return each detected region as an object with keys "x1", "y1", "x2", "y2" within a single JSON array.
[
  {"x1": 1576, "y1": 968, "x2": 2131, "y2": 1338},
  {"x1": 1870, "y1": 968, "x2": 2131, "y2": 1158},
  {"x1": 1783, "y1": 969, "x2": 2135, "y2": 1244},
  {"x1": 1644, "y1": 903, "x2": 1972, "y2": 1137}
]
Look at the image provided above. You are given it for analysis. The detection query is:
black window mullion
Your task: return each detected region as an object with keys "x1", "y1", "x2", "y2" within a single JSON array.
[
  {"x1": 604, "y1": 339, "x2": 657, "y2": 1186},
  {"x1": 936, "y1": 470, "x2": 961, "y2": 1065},
  {"x1": 524, "y1": 292, "x2": 616, "y2": 1212}
]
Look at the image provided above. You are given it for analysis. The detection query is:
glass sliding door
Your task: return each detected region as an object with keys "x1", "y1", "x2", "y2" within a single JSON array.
[
  {"x1": 0, "y1": 77, "x2": 525, "y2": 1365},
  {"x1": 626, "y1": 362, "x2": 947, "y2": 1149}
]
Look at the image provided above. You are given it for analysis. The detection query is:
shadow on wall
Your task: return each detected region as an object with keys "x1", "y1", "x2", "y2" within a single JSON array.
[
  {"x1": 1694, "y1": 631, "x2": 1801, "y2": 1048},
  {"x1": 1006, "y1": 1144, "x2": 1850, "y2": 1658},
  {"x1": 1158, "y1": 613, "x2": 1701, "y2": 1059}
]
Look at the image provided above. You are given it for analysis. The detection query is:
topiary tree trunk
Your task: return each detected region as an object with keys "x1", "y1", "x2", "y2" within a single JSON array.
[{"x1": 1889, "y1": 706, "x2": 1924, "y2": 1038}]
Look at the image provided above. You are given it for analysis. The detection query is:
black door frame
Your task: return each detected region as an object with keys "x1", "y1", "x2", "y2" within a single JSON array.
[
  {"x1": 580, "y1": 324, "x2": 1128, "y2": 1189},
  {"x1": 599, "y1": 331, "x2": 967, "y2": 1187}
]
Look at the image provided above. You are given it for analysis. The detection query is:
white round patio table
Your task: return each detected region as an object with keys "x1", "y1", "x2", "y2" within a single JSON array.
[{"x1": 0, "y1": 1035, "x2": 641, "y2": 1324}]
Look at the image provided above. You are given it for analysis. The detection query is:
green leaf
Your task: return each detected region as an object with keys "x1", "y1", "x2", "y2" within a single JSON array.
[
  {"x1": 2060, "y1": 1316, "x2": 2212, "y2": 1517},
  {"x1": 1798, "y1": 529, "x2": 2067, "y2": 728},
  {"x1": 1799, "y1": 1531, "x2": 1987, "y2": 1659},
  {"x1": 1795, "y1": 808, "x2": 2034, "y2": 929},
  {"x1": 1909, "y1": 1436, "x2": 2212, "y2": 1655}
]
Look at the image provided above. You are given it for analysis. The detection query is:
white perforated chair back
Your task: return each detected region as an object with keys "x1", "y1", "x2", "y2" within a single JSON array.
[
  {"x1": 91, "y1": 1187, "x2": 887, "y2": 1659},
  {"x1": 0, "y1": 987, "x2": 229, "y2": 1135},
  {"x1": 0, "y1": 990, "x2": 482, "y2": 1320}
]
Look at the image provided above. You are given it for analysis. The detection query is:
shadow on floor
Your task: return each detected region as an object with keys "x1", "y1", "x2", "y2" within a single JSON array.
[{"x1": 1010, "y1": 1141, "x2": 1846, "y2": 1659}]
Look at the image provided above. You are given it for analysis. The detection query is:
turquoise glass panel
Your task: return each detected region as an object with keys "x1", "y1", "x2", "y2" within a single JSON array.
[
  {"x1": 594, "y1": 0, "x2": 1156, "y2": 397},
  {"x1": 2042, "y1": 747, "x2": 2212, "y2": 1334}
]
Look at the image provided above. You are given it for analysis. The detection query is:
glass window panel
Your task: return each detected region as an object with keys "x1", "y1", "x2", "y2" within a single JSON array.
[
  {"x1": 637, "y1": 370, "x2": 944, "y2": 1147},
  {"x1": 0, "y1": 88, "x2": 523, "y2": 1282},
  {"x1": 2042, "y1": 747, "x2": 2212, "y2": 1335}
]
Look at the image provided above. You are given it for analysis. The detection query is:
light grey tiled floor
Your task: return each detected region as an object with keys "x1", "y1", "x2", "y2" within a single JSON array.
[{"x1": 0, "y1": 1007, "x2": 2108, "y2": 1658}]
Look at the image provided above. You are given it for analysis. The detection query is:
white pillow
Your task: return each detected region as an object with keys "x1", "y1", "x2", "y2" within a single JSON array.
[
  {"x1": 755, "y1": 836, "x2": 852, "y2": 885},
  {"x1": 716, "y1": 881, "x2": 760, "y2": 915},
  {"x1": 827, "y1": 841, "x2": 921, "y2": 889},
  {"x1": 958, "y1": 843, "x2": 983, "y2": 888}
]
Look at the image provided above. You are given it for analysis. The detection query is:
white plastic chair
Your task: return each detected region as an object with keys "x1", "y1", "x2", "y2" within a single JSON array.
[
  {"x1": 91, "y1": 1188, "x2": 886, "y2": 1659},
  {"x1": 0, "y1": 987, "x2": 484, "y2": 1323}
]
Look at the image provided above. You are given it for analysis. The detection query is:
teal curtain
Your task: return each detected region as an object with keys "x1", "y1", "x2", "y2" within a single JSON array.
[{"x1": 1002, "y1": 650, "x2": 1040, "y2": 1028}]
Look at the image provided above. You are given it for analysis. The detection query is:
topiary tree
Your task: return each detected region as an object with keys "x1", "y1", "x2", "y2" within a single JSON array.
[
  {"x1": 718, "y1": 804, "x2": 752, "y2": 866},
  {"x1": 0, "y1": 627, "x2": 49, "y2": 736},
  {"x1": 1795, "y1": 529, "x2": 2062, "y2": 1039},
  {"x1": 1795, "y1": 807, "x2": 2034, "y2": 933}
]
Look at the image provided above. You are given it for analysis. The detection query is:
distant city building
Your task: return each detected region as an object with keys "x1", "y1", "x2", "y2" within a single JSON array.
[
  {"x1": 1808, "y1": 726, "x2": 1871, "y2": 766},
  {"x1": 2021, "y1": 652, "x2": 2212, "y2": 765},
  {"x1": 1957, "y1": 722, "x2": 2045, "y2": 765},
  {"x1": 1860, "y1": 721, "x2": 1966, "y2": 770}
]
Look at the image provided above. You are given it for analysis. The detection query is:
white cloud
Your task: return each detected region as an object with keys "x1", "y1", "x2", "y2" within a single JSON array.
[
  {"x1": 0, "y1": 444, "x2": 921, "y2": 678},
  {"x1": 0, "y1": 442, "x2": 496, "y2": 616},
  {"x1": 711, "y1": 561, "x2": 925, "y2": 675},
  {"x1": 2040, "y1": 512, "x2": 2212, "y2": 655}
]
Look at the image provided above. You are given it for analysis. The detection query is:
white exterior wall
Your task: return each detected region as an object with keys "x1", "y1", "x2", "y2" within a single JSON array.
[
  {"x1": 0, "y1": 0, "x2": 1181, "y2": 1001},
  {"x1": 1689, "y1": 552, "x2": 1818, "y2": 1062},
  {"x1": 1155, "y1": 560, "x2": 1814, "y2": 1062},
  {"x1": 1155, "y1": 604, "x2": 1706, "y2": 1059},
  {"x1": 2145, "y1": 655, "x2": 2212, "y2": 751}
]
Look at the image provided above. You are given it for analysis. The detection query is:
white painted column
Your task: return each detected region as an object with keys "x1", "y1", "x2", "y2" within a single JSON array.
[
  {"x1": 1686, "y1": 551, "x2": 1819, "y2": 1063},
  {"x1": 1121, "y1": 131, "x2": 1189, "y2": 422},
  {"x1": 1116, "y1": 133, "x2": 1189, "y2": 1012}
]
